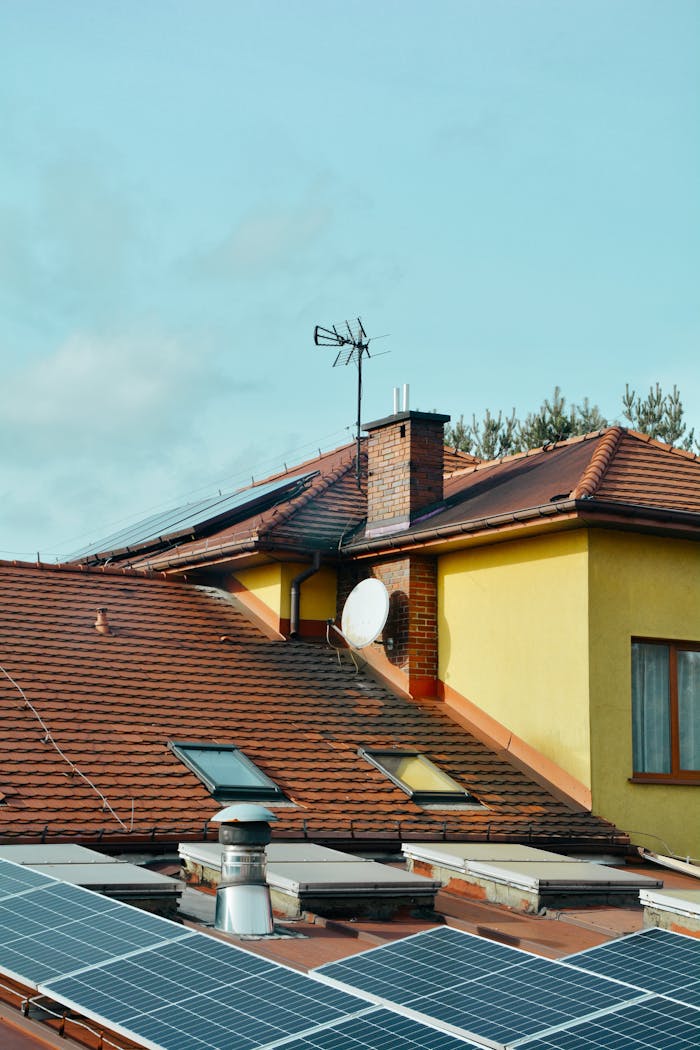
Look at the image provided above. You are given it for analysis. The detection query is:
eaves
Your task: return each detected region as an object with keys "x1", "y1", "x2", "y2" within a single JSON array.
[{"x1": 342, "y1": 500, "x2": 700, "y2": 559}]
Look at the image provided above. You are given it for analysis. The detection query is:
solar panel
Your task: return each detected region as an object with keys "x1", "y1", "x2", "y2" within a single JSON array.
[
  {"x1": 512, "y1": 996, "x2": 700, "y2": 1050},
  {"x1": 270, "y1": 1007, "x2": 481, "y2": 1049},
  {"x1": 0, "y1": 861, "x2": 54, "y2": 898},
  {"x1": 315, "y1": 927, "x2": 526, "y2": 1003},
  {"x1": 42, "y1": 932, "x2": 368, "y2": 1050},
  {"x1": 0, "y1": 877, "x2": 189, "y2": 985},
  {"x1": 314, "y1": 927, "x2": 642, "y2": 1048},
  {"x1": 66, "y1": 472, "x2": 317, "y2": 561},
  {"x1": 564, "y1": 927, "x2": 700, "y2": 1009}
]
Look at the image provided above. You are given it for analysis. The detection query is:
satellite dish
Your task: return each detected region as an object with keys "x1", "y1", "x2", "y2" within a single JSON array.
[{"x1": 341, "y1": 578, "x2": 390, "y2": 649}]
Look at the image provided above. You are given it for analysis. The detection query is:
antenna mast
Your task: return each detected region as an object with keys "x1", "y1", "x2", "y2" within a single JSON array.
[{"x1": 314, "y1": 318, "x2": 371, "y2": 487}]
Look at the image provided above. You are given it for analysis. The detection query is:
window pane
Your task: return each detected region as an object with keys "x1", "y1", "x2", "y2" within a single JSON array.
[
  {"x1": 678, "y1": 649, "x2": 700, "y2": 771},
  {"x1": 189, "y1": 748, "x2": 273, "y2": 788},
  {"x1": 169, "y1": 742, "x2": 283, "y2": 801},
  {"x1": 380, "y1": 753, "x2": 465, "y2": 793},
  {"x1": 632, "y1": 643, "x2": 670, "y2": 773}
]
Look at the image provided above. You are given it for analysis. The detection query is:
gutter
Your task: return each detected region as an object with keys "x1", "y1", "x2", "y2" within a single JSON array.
[
  {"x1": 289, "y1": 551, "x2": 321, "y2": 637},
  {"x1": 343, "y1": 498, "x2": 700, "y2": 556}
]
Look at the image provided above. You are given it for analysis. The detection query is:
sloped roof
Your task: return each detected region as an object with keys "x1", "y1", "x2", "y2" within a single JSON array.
[
  {"x1": 0, "y1": 561, "x2": 623, "y2": 849},
  {"x1": 345, "y1": 428, "x2": 700, "y2": 553},
  {"x1": 71, "y1": 442, "x2": 479, "y2": 571}
]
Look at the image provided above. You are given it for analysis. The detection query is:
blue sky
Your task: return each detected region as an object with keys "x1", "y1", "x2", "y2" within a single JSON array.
[{"x1": 1, "y1": 1, "x2": 698, "y2": 559}]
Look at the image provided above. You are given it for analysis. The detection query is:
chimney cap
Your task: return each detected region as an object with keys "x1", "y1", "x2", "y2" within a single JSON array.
[
  {"x1": 363, "y1": 409, "x2": 450, "y2": 433},
  {"x1": 211, "y1": 803, "x2": 278, "y2": 824}
]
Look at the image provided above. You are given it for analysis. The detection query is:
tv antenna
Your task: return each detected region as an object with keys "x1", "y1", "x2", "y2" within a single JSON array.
[{"x1": 314, "y1": 317, "x2": 372, "y2": 487}]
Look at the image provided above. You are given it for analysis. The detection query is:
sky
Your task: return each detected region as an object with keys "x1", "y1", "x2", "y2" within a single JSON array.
[{"x1": 1, "y1": 1, "x2": 698, "y2": 561}]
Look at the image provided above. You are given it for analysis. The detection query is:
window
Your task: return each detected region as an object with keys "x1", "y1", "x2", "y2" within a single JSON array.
[
  {"x1": 169, "y1": 742, "x2": 286, "y2": 802},
  {"x1": 360, "y1": 748, "x2": 480, "y2": 806},
  {"x1": 631, "y1": 640, "x2": 700, "y2": 782}
]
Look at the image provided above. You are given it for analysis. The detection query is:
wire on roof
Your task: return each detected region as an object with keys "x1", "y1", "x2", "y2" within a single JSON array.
[{"x1": 0, "y1": 664, "x2": 131, "y2": 832}]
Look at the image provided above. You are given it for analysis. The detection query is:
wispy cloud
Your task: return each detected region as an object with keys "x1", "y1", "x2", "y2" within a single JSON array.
[{"x1": 190, "y1": 199, "x2": 332, "y2": 280}]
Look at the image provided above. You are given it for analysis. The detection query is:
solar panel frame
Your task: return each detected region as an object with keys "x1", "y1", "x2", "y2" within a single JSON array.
[{"x1": 563, "y1": 927, "x2": 700, "y2": 1009}]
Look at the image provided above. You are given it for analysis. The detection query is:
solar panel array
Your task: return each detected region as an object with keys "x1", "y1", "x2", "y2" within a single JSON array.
[
  {"x1": 513, "y1": 997, "x2": 700, "y2": 1050},
  {"x1": 0, "y1": 859, "x2": 478, "y2": 1050},
  {"x1": 563, "y1": 927, "x2": 700, "y2": 1010},
  {"x1": 66, "y1": 472, "x2": 316, "y2": 561},
  {"x1": 314, "y1": 926, "x2": 700, "y2": 1050},
  {"x1": 1, "y1": 858, "x2": 699, "y2": 1050}
]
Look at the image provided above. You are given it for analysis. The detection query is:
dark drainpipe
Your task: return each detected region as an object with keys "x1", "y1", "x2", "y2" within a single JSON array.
[{"x1": 289, "y1": 551, "x2": 321, "y2": 638}]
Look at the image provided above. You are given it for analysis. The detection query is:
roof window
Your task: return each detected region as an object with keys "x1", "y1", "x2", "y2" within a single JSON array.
[
  {"x1": 360, "y1": 748, "x2": 480, "y2": 806},
  {"x1": 169, "y1": 742, "x2": 285, "y2": 803}
]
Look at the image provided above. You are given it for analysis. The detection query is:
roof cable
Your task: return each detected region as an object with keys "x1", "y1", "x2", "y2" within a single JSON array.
[{"x1": 0, "y1": 664, "x2": 130, "y2": 831}]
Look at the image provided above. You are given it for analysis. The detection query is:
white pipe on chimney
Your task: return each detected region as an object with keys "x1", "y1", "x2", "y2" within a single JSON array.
[{"x1": 402, "y1": 384, "x2": 410, "y2": 412}]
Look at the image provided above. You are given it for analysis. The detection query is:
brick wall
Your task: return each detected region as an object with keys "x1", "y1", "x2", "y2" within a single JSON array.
[{"x1": 338, "y1": 555, "x2": 438, "y2": 697}]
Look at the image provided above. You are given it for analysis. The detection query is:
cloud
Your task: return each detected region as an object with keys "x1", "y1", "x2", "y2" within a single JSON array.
[
  {"x1": 0, "y1": 325, "x2": 268, "y2": 557},
  {"x1": 190, "y1": 199, "x2": 332, "y2": 281}
]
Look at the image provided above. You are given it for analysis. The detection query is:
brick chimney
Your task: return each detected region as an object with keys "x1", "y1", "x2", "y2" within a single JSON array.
[
  {"x1": 364, "y1": 409, "x2": 450, "y2": 539},
  {"x1": 341, "y1": 405, "x2": 450, "y2": 699}
]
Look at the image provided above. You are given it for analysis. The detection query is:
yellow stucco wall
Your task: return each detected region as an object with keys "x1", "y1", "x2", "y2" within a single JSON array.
[
  {"x1": 233, "y1": 563, "x2": 337, "y2": 621},
  {"x1": 279, "y1": 563, "x2": 337, "y2": 620},
  {"x1": 233, "y1": 564, "x2": 284, "y2": 615},
  {"x1": 588, "y1": 531, "x2": 700, "y2": 860},
  {"x1": 438, "y1": 531, "x2": 592, "y2": 786}
]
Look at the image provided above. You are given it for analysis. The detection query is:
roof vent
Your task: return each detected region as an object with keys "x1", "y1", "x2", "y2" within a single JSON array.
[
  {"x1": 211, "y1": 803, "x2": 278, "y2": 936},
  {"x1": 94, "y1": 608, "x2": 111, "y2": 635}
]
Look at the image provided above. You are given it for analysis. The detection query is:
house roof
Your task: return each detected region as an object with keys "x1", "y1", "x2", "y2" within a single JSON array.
[
  {"x1": 345, "y1": 428, "x2": 700, "y2": 554},
  {"x1": 72, "y1": 442, "x2": 478, "y2": 571},
  {"x1": 0, "y1": 560, "x2": 624, "y2": 850},
  {"x1": 74, "y1": 428, "x2": 698, "y2": 572}
]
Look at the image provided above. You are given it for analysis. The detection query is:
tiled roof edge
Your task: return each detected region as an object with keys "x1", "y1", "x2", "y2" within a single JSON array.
[
  {"x1": 244, "y1": 439, "x2": 357, "y2": 487},
  {"x1": 624, "y1": 428, "x2": 699, "y2": 462},
  {"x1": 0, "y1": 558, "x2": 170, "y2": 581},
  {"x1": 258, "y1": 447, "x2": 360, "y2": 538},
  {"x1": 570, "y1": 427, "x2": 624, "y2": 499}
]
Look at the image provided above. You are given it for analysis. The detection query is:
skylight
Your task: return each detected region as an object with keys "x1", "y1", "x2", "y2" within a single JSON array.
[
  {"x1": 169, "y1": 742, "x2": 285, "y2": 803},
  {"x1": 360, "y1": 749, "x2": 480, "y2": 806}
]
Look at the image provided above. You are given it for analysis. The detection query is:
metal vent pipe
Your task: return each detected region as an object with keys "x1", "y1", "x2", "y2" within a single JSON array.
[{"x1": 211, "y1": 804, "x2": 277, "y2": 936}]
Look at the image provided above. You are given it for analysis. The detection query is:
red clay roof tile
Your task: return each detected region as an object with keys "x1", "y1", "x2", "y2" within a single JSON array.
[{"x1": 0, "y1": 561, "x2": 623, "y2": 850}]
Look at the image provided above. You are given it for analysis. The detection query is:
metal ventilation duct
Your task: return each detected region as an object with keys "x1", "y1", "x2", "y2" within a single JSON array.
[{"x1": 211, "y1": 803, "x2": 277, "y2": 936}]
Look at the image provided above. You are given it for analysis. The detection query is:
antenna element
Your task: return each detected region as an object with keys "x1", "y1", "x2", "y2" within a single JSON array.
[{"x1": 314, "y1": 318, "x2": 372, "y2": 486}]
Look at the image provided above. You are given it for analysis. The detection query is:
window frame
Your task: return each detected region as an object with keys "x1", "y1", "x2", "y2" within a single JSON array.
[
  {"x1": 630, "y1": 638, "x2": 700, "y2": 785},
  {"x1": 359, "y1": 747, "x2": 481, "y2": 807},
  {"x1": 169, "y1": 741, "x2": 286, "y2": 802}
]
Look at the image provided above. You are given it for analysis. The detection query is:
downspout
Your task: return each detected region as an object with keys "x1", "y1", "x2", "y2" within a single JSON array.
[{"x1": 289, "y1": 551, "x2": 321, "y2": 638}]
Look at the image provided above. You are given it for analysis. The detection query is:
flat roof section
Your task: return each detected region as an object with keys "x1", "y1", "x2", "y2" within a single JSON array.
[
  {"x1": 179, "y1": 841, "x2": 440, "y2": 920},
  {"x1": 403, "y1": 842, "x2": 663, "y2": 912},
  {"x1": 0, "y1": 845, "x2": 181, "y2": 907}
]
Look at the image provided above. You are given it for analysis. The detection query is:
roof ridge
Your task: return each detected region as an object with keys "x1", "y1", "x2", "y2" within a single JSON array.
[
  {"x1": 0, "y1": 558, "x2": 170, "y2": 581},
  {"x1": 570, "y1": 427, "x2": 624, "y2": 499}
]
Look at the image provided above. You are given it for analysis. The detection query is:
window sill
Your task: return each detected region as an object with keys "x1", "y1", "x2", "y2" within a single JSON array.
[{"x1": 629, "y1": 776, "x2": 700, "y2": 786}]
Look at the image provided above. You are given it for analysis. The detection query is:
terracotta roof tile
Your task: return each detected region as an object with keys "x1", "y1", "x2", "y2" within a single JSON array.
[
  {"x1": 0, "y1": 561, "x2": 623, "y2": 849},
  {"x1": 346, "y1": 428, "x2": 700, "y2": 552}
]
